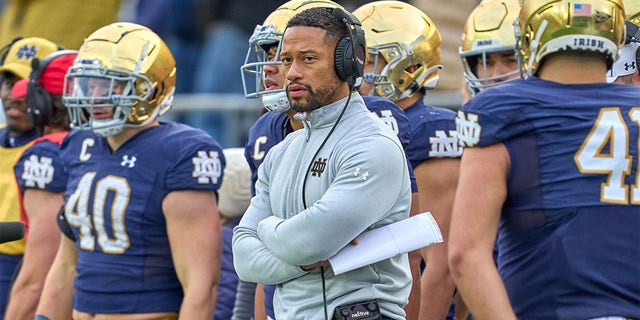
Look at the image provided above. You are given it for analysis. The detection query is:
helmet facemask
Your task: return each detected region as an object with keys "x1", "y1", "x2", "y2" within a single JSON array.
[
  {"x1": 460, "y1": 0, "x2": 522, "y2": 94},
  {"x1": 64, "y1": 58, "x2": 164, "y2": 137},
  {"x1": 365, "y1": 42, "x2": 441, "y2": 102},
  {"x1": 240, "y1": 23, "x2": 285, "y2": 100},
  {"x1": 460, "y1": 47, "x2": 521, "y2": 94}
]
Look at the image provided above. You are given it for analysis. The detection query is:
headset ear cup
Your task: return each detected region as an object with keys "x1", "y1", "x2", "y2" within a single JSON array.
[
  {"x1": 26, "y1": 81, "x2": 53, "y2": 128},
  {"x1": 334, "y1": 37, "x2": 351, "y2": 81},
  {"x1": 331, "y1": 8, "x2": 366, "y2": 87},
  {"x1": 24, "y1": 49, "x2": 76, "y2": 130},
  {"x1": 353, "y1": 28, "x2": 366, "y2": 78}
]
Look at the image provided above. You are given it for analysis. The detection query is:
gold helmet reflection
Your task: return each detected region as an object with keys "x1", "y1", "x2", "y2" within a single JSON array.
[
  {"x1": 623, "y1": 0, "x2": 640, "y2": 26},
  {"x1": 64, "y1": 22, "x2": 176, "y2": 137},
  {"x1": 241, "y1": 0, "x2": 344, "y2": 99},
  {"x1": 460, "y1": 0, "x2": 521, "y2": 94},
  {"x1": 353, "y1": 1, "x2": 442, "y2": 102},
  {"x1": 516, "y1": 0, "x2": 625, "y2": 76}
]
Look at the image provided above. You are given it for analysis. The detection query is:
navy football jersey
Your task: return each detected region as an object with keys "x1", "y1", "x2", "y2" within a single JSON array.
[
  {"x1": 244, "y1": 111, "x2": 292, "y2": 196},
  {"x1": 15, "y1": 133, "x2": 68, "y2": 194},
  {"x1": 61, "y1": 122, "x2": 225, "y2": 313},
  {"x1": 14, "y1": 131, "x2": 68, "y2": 233},
  {"x1": 457, "y1": 76, "x2": 640, "y2": 319},
  {"x1": 404, "y1": 99, "x2": 462, "y2": 169},
  {"x1": 363, "y1": 96, "x2": 417, "y2": 193}
]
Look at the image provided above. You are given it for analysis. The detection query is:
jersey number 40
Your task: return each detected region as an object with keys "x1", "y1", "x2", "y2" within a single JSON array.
[{"x1": 65, "y1": 172, "x2": 131, "y2": 253}]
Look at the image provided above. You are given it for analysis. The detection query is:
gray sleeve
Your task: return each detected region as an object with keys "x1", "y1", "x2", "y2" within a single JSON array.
[
  {"x1": 231, "y1": 280, "x2": 256, "y2": 320},
  {"x1": 257, "y1": 136, "x2": 409, "y2": 266},
  {"x1": 232, "y1": 156, "x2": 308, "y2": 284}
]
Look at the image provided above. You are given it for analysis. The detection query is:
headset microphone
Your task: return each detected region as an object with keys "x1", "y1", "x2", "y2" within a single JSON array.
[{"x1": 0, "y1": 222, "x2": 25, "y2": 244}]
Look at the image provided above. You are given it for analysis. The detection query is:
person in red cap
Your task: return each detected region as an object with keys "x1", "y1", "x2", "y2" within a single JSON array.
[
  {"x1": 0, "y1": 36, "x2": 61, "y2": 320},
  {"x1": 4, "y1": 50, "x2": 76, "y2": 320}
]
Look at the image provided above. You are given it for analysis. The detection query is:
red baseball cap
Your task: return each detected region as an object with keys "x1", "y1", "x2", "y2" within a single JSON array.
[{"x1": 12, "y1": 52, "x2": 77, "y2": 99}]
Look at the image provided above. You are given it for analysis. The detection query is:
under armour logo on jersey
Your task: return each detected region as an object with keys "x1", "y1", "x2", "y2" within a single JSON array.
[
  {"x1": 16, "y1": 45, "x2": 37, "y2": 59},
  {"x1": 192, "y1": 150, "x2": 222, "y2": 184},
  {"x1": 429, "y1": 130, "x2": 463, "y2": 158},
  {"x1": 22, "y1": 155, "x2": 54, "y2": 188},
  {"x1": 121, "y1": 155, "x2": 137, "y2": 168},
  {"x1": 456, "y1": 110, "x2": 481, "y2": 147},
  {"x1": 310, "y1": 157, "x2": 327, "y2": 177},
  {"x1": 353, "y1": 167, "x2": 369, "y2": 181},
  {"x1": 625, "y1": 62, "x2": 636, "y2": 71}
]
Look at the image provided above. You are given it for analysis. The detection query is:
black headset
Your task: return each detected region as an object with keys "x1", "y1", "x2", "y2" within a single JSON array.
[
  {"x1": 26, "y1": 50, "x2": 77, "y2": 130},
  {"x1": 331, "y1": 7, "x2": 366, "y2": 89}
]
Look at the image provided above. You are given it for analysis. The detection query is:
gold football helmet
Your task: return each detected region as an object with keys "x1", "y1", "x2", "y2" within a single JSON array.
[
  {"x1": 353, "y1": 1, "x2": 442, "y2": 102},
  {"x1": 240, "y1": 0, "x2": 344, "y2": 99},
  {"x1": 460, "y1": 0, "x2": 521, "y2": 94},
  {"x1": 516, "y1": 0, "x2": 625, "y2": 76},
  {"x1": 64, "y1": 22, "x2": 176, "y2": 137}
]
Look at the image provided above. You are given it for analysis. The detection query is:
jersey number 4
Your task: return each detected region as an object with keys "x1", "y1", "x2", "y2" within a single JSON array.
[
  {"x1": 65, "y1": 172, "x2": 131, "y2": 253},
  {"x1": 574, "y1": 107, "x2": 640, "y2": 204}
]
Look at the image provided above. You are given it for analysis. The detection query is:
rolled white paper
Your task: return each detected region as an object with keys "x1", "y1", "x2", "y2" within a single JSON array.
[{"x1": 329, "y1": 212, "x2": 443, "y2": 275}]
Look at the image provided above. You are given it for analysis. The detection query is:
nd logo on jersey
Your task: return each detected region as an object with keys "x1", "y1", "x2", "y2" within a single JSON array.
[
  {"x1": 192, "y1": 150, "x2": 222, "y2": 184},
  {"x1": 429, "y1": 130, "x2": 463, "y2": 158},
  {"x1": 22, "y1": 155, "x2": 54, "y2": 188},
  {"x1": 456, "y1": 110, "x2": 482, "y2": 147}
]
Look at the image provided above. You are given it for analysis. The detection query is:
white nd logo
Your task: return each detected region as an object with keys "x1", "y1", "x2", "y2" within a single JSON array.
[
  {"x1": 192, "y1": 150, "x2": 222, "y2": 184},
  {"x1": 456, "y1": 110, "x2": 482, "y2": 147}
]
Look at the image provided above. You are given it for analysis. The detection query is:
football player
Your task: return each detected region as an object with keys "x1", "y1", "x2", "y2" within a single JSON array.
[
  {"x1": 240, "y1": 1, "x2": 420, "y2": 319},
  {"x1": 455, "y1": 0, "x2": 522, "y2": 317},
  {"x1": 0, "y1": 36, "x2": 60, "y2": 319},
  {"x1": 459, "y1": 0, "x2": 522, "y2": 101},
  {"x1": 450, "y1": 0, "x2": 639, "y2": 318},
  {"x1": 5, "y1": 50, "x2": 76, "y2": 320},
  {"x1": 35, "y1": 22, "x2": 225, "y2": 320},
  {"x1": 353, "y1": 3, "x2": 462, "y2": 320}
]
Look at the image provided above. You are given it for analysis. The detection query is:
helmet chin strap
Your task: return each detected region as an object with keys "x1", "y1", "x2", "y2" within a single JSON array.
[
  {"x1": 262, "y1": 91, "x2": 290, "y2": 112},
  {"x1": 528, "y1": 19, "x2": 548, "y2": 76},
  {"x1": 397, "y1": 64, "x2": 442, "y2": 100},
  {"x1": 157, "y1": 87, "x2": 175, "y2": 117}
]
